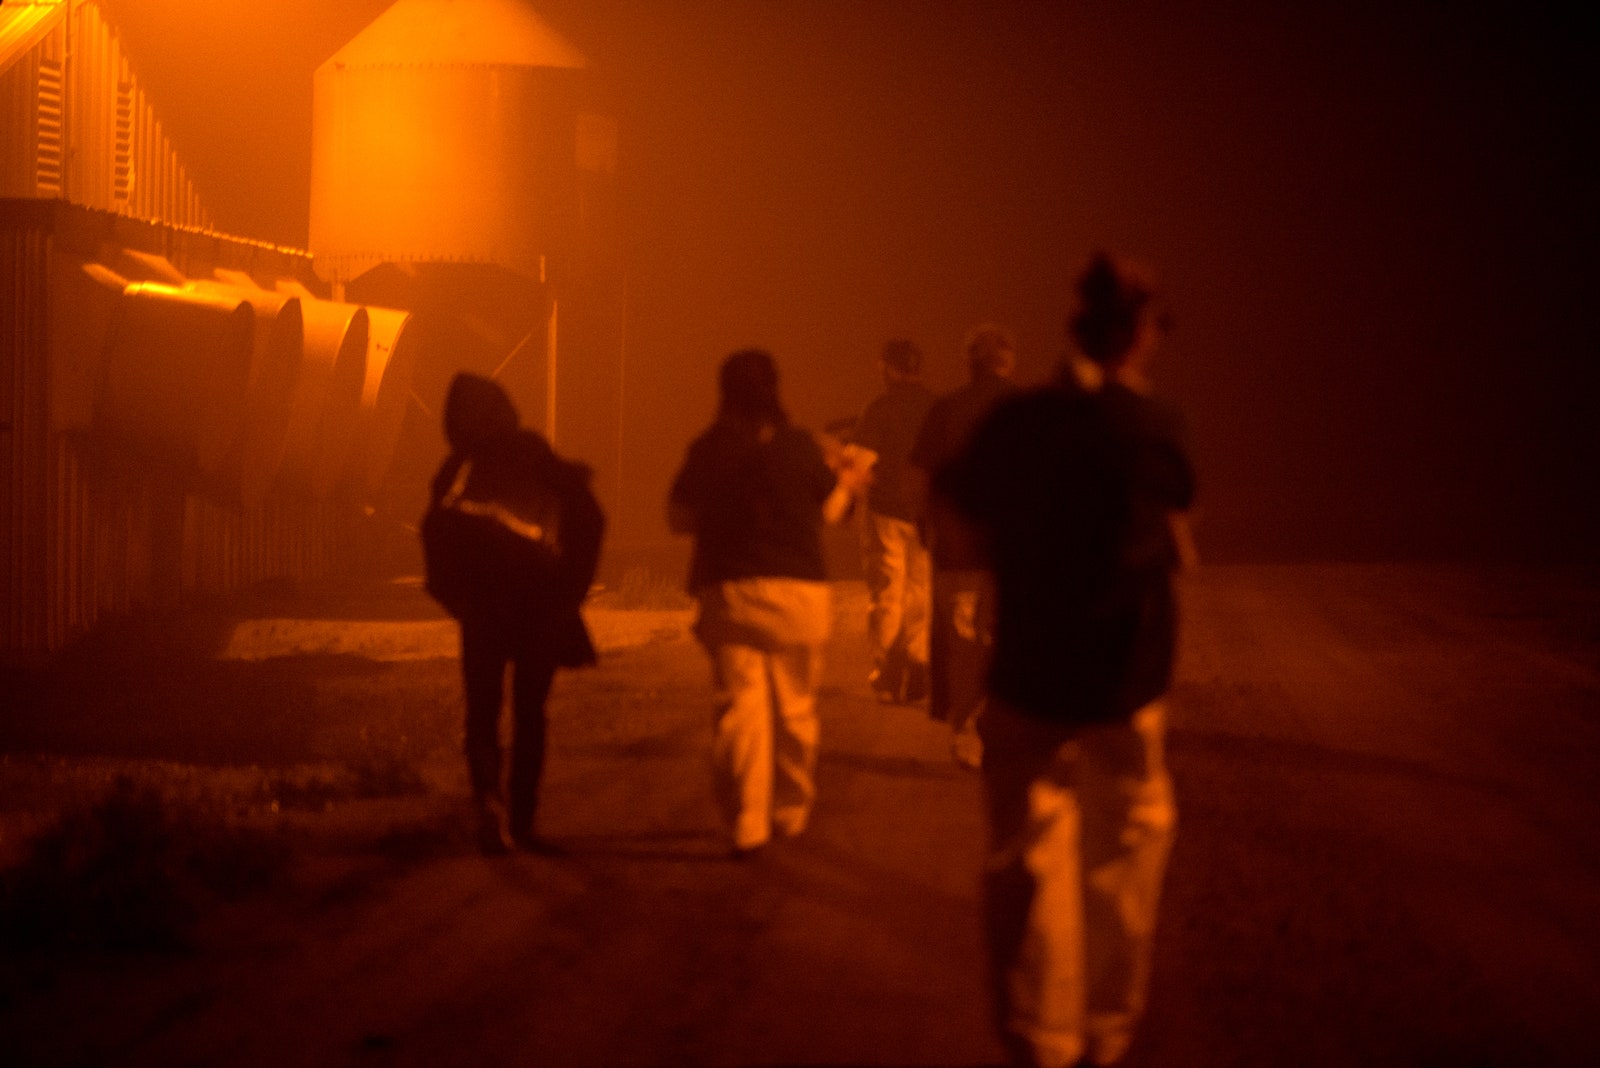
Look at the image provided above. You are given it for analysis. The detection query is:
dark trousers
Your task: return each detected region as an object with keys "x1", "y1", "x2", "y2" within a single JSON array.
[{"x1": 460, "y1": 618, "x2": 557, "y2": 837}]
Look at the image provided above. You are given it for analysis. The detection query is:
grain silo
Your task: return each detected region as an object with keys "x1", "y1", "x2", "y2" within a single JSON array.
[{"x1": 308, "y1": 0, "x2": 623, "y2": 561}]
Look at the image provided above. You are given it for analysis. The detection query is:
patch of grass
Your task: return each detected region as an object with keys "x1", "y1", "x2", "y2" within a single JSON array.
[
  {"x1": 348, "y1": 750, "x2": 430, "y2": 800},
  {"x1": 0, "y1": 777, "x2": 288, "y2": 952},
  {"x1": 256, "y1": 748, "x2": 433, "y2": 813},
  {"x1": 605, "y1": 567, "x2": 693, "y2": 611}
]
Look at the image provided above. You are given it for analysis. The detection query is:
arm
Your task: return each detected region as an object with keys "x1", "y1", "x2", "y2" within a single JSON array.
[
  {"x1": 667, "y1": 437, "x2": 703, "y2": 535},
  {"x1": 821, "y1": 443, "x2": 876, "y2": 525},
  {"x1": 1167, "y1": 511, "x2": 1200, "y2": 574}
]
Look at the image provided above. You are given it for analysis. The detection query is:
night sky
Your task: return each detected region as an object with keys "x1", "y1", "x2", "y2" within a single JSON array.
[{"x1": 100, "y1": 0, "x2": 1597, "y2": 561}]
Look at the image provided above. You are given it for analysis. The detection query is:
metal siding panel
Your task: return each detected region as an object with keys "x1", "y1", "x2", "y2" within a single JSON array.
[
  {"x1": 0, "y1": 217, "x2": 50, "y2": 651},
  {"x1": 0, "y1": 55, "x2": 35, "y2": 197},
  {"x1": 36, "y1": 52, "x2": 64, "y2": 197},
  {"x1": 138, "y1": 97, "x2": 152, "y2": 219},
  {"x1": 63, "y1": 1, "x2": 84, "y2": 205},
  {"x1": 80, "y1": 0, "x2": 110, "y2": 210},
  {"x1": 0, "y1": 226, "x2": 15, "y2": 648}
]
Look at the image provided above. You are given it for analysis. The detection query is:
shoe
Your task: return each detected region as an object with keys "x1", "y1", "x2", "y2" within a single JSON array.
[
  {"x1": 475, "y1": 795, "x2": 513, "y2": 856},
  {"x1": 870, "y1": 649, "x2": 909, "y2": 703},
  {"x1": 951, "y1": 720, "x2": 983, "y2": 770},
  {"x1": 729, "y1": 839, "x2": 769, "y2": 860},
  {"x1": 1086, "y1": 1030, "x2": 1132, "y2": 1066},
  {"x1": 772, "y1": 810, "x2": 809, "y2": 839},
  {"x1": 901, "y1": 660, "x2": 930, "y2": 703}
]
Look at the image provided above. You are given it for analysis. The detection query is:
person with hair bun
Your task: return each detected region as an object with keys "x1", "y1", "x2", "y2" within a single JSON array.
[{"x1": 938, "y1": 254, "x2": 1195, "y2": 1068}]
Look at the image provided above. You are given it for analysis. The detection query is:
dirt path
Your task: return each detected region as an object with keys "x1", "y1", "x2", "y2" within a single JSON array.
[{"x1": 2, "y1": 567, "x2": 1597, "y2": 1066}]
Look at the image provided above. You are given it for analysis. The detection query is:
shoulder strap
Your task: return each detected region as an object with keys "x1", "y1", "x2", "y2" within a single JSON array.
[{"x1": 440, "y1": 460, "x2": 473, "y2": 508}]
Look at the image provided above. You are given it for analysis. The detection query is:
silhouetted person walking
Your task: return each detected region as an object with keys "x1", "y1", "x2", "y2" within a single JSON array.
[
  {"x1": 852, "y1": 338, "x2": 936, "y2": 703},
  {"x1": 910, "y1": 324, "x2": 1019, "y2": 767},
  {"x1": 938, "y1": 255, "x2": 1194, "y2": 1068},
  {"x1": 668, "y1": 349, "x2": 862, "y2": 857},
  {"x1": 421, "y1": 373, "x2": 605, "y2": 855}
]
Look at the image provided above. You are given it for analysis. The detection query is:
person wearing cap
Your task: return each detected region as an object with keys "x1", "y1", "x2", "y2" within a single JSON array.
[
  {"x1": 668, "y1": 349, "x2": 866, "y2": 857},
  {"x1": 850, "y1": 338, "x2": 937, "y2": 703},
  {"x1": 938, "y1": 253, "x2": 1194, "y2": 1068},
  {"x1": 909, "y1": 324, "x2": 1020, "y2": 767},
  {"x1": 420, "y1": 372, "x2": 606, "y2": 856}
]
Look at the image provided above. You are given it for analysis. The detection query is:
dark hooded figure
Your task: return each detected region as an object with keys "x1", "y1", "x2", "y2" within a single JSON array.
[{"x1": 421, "y1": 372, "x2": 604, "y2": 855}]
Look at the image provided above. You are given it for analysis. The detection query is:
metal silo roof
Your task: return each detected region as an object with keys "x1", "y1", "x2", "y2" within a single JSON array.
[{"x1": 319, "y1": 0, "x2": 587, "y2": 71}]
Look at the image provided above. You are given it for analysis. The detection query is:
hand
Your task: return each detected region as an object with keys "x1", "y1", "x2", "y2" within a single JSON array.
[{"x1": 834, "y1": 444, "x2": 877, "y2": 493}]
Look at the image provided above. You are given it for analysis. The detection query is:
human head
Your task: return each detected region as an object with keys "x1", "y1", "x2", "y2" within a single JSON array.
[
  {"x1": 964, "y1": 323, "x2": 1016, "y2": 380},
  {"x1": 1068, "y1": 252, "x2": 1162, "y2": 369},
  {"x1": 443, "y1": 372, "x2": 519, "y2": 454},
  {"x1": 718, "y1": 347, "x2": 786, "y2": 423},
  {"x1": 880, "y1": 338, "x2": 922, "y2": 381}
]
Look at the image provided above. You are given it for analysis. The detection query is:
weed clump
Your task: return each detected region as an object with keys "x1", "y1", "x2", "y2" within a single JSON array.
[{"x1": 0, "y1": 777, "x2": 287, "y2": 952}]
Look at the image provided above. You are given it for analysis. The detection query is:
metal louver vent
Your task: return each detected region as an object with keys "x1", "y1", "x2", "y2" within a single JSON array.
[
  {"x1": 36, "y1": 58, "x2": 64, "y2": 195},
  {"x1": 114, "y1": 80, "x2": 134, "y2": 203}
]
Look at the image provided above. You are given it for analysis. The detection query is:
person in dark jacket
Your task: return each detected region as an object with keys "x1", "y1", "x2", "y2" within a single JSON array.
[
  {"x1": 668, "y1": 349, "x2": 862, "y2": 857},
  {"x1": 938, "y1": 254, "x2": 1194, "y2": 1068},
  {"x1": 909, "y1": 324, "x2": 1019, "y2": 766},
  {"x1": 421, "y1": 373, "x2": 605, "y2": 856},
  {"x1": 851, "y1": 338, "x2": 936, "y2": 703}
]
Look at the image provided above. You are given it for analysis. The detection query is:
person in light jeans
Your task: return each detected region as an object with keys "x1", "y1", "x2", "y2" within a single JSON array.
[
  {"x1": 669, "y1": 349, "x2": 864, "y2": 856},
  {"x1": 910, "y1": 324, "x2": 1019, "y2": 765},
  {"x1": 851, "y1": 338, "x2": 936, "y2": 702},
  {"x1": 692, "y1": 577, "x2": 831, "y2": 849},
  {"x1": 939, "y1": 254, "x2": 1196, "y2": 1066},
  {"x1": 980, "y1": 699, "x2": 1177, "y2": 1068}
]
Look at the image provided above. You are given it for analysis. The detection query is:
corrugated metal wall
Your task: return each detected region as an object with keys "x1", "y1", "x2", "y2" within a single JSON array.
[
  {"x1": 2, "y1": 4, "x2": 422, "y2": 656},
  {"x1": 1, "y1": 3, "x2": 357, "y2": 654},
  {"x1": 1, "y1": 1, "x2": 212, "y2": 229},
  {"x1": 67, "y1": 0, "x2": 213, "y2": 229},
  {"x1": 3, "y1": 201, "x2": 356, "y2": 656},
  {"x1": 0, "y1": 7, "x2": 63, "y2": 200},
  {"x1": 1, "y1": 211, "x2": 52, "y2": 651}
]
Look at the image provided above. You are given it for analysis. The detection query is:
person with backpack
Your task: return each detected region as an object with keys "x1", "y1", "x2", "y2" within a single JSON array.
[
  {"x1": 421, "y1": 373, "x2": 605, "y2": 856},
  {"x1": 937, "y1": 254, "x2": 1195, "y2": 1068}
]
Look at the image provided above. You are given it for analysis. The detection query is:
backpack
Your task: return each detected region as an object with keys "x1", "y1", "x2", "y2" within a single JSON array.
[{"x1": 421, "y1": 458, "x2": 565, "y2": 623}]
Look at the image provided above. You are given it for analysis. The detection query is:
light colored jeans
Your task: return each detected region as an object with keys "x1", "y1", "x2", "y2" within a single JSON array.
[
  {"x1": 980, "y1": 699, "x2": 1177, "y2": 1068},
  {"x1": 861, "y1": 511, "x2": 931, "y2": 669},
  {"x1": 694, "y1": 578, "x2": 831, "y2": 850},
  {"x1": 929, "y1": 568, "x2": 993, "y2": 727}
]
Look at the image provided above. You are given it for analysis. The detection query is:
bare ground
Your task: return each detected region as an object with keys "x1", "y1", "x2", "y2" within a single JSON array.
[{"x1": 1, "y1": 565, "x2": 1598, "y2": 1066}]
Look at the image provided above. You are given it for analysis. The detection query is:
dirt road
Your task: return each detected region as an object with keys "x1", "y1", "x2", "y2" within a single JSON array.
[{"x1": 2, "y1": 565, "x2": 1597, "y2": 1066}]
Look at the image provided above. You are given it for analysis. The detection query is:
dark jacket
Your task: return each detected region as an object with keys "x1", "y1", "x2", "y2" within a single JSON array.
[
  {"x1": 421, "y1": 374, "x2": 604, "y2": 666},
  {"x1": 669, "y1": 416, "x2": 836, "y2": 591},
  {"x1": 909, "y1": 371, "x2": 1016, "y2": 569},
  {"x1": 853, "y1": 379, "x2": 936, "y2": 522},
  {"x1": 937, "y1": 380, "x2": 1195, "y2": 725}
]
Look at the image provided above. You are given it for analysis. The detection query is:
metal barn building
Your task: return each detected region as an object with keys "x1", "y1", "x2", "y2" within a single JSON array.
[{"x1": 2, "y1": 0, "x2": 421, "y2": 655}]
